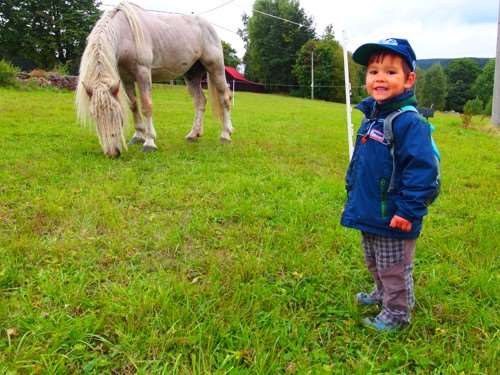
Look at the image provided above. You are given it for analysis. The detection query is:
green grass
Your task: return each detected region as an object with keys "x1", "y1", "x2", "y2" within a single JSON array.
[{"x1": 0, "y1": 85, "x2": 498, "y2": 374}]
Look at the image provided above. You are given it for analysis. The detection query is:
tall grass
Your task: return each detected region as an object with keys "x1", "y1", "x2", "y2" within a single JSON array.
[{"x1": 0, "y1": 86, "x2": 498, "y2": 373}]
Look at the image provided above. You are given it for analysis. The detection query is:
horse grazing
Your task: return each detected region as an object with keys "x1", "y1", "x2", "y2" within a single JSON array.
[{"x1": 76, "y1": 1, "x2": 233, "y2": 157}]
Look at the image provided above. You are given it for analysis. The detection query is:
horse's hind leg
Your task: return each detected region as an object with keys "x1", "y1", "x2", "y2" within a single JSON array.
[
  {"x1": 124, "y1": 81, "x2": 146, "y2": 145},
  {"x1": 184, "y1": 62, "x2": 207, "y2": 142},
  {"x1": 136, "y1": 65, "x2": 157, "y2": 152}
]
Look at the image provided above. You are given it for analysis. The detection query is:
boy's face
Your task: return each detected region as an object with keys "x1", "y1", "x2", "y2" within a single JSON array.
[{"x1": 365, "y1": 54, "x2": 416, "y2": 103}]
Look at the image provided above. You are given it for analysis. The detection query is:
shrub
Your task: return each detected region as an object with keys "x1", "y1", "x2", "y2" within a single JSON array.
[
  {"x1": 29, "y1": 68, "x2": 48, "y2": 78},
  {"x1": 50, "y1": 63, "x2": 70, "y2": 76},
  {"x1": 0, "y1": 59, "x2": 20, "y2": 86},
  {"x1": 461, "y1": 113, "x2": 472, "y2": 128},
  {"x1": 484, "y1": 97, "x2": 493, "y2": 116},
  {"x1": 463, "y1": 97, "x2": 484, "y2": 115}
]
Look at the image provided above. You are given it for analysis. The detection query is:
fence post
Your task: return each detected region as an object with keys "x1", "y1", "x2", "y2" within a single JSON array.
[
  {"x1": 342, "y1": 30, "x2": 354, "y2": 160},
  {"x1": 492, "y1": 0, "x2": 500, "y2": 126},
  {"x1": 311, "y1": 50, "x2": 314, "y2": 100}
]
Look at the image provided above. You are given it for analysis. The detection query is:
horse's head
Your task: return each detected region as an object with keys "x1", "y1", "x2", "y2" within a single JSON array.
[{"x1": 82, "y1": 80, "x2": 126, "y2": 158}]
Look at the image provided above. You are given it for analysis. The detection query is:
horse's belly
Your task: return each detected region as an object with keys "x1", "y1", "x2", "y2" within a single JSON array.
[{"x1": 151, "y1": 68, "x2": 180, "y2": 82}]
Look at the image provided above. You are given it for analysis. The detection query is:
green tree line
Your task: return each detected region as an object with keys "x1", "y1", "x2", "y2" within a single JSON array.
[
  {"x1": 0, "y1": 0, "x2": 102, "y2": 74},
  {"x1": 415, "y1": 58, "x2": 494, "y2": 114}
]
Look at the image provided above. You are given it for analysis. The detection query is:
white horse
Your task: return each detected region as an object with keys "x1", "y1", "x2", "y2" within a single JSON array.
[{"x1": 76, "y1": 1, "x2": 233, "y2": 157}]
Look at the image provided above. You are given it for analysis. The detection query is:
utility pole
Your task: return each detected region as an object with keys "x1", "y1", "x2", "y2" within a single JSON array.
[
  {"x1": 232, "y1": 79, "x2": 235, "y2": 107},
  {"x1": 311, "y1": 50, "x2": 314, "y2": 100},
  {"x1": 492, "y1": 0, "x2": 500, "y2": 126}
]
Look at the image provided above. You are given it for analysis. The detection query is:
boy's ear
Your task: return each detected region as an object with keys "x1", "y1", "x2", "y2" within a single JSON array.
[{"x1": 404, "y1": 71, "x2": 417, "y2": 89}]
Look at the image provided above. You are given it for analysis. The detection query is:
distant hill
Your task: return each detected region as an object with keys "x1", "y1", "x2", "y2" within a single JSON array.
[{"x1": 417, "y1": 58, "x2": 492, "y2": 70}]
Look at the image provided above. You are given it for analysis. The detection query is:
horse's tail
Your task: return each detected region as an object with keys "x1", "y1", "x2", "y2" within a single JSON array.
[{"x1": 208, "y1": 73, "x2": 231, "y2": 121}]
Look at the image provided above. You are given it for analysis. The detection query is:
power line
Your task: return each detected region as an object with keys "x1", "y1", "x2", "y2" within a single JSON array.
[
  {"x1": 257, "y1": 83, "x2": 365, "y2": 89},
  {"x1": 101, "y1": 1, "x2": 307, "y2": 36},
  {"x1": 101, "y1": 3, "x2": 187, "y2": 15},
  {"x1": 251, "y1": 8, "x2": 307, "y2": 28},
  {"x1": 197, "y1": 0, "x2": 237, "y2": 16},
  {"x1": 210, "y1": 22, "x2": 240, "y2": 35},
  {"x1": 101, "y1": 2, "x2": 239, "y2": 33},
  {"x1": 195, "y1": 1, "x2": 308, "y2": 30}
]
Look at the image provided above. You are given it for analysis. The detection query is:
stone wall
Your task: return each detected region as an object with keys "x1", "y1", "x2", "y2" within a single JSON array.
[{"x1": 17, "y1": 72, "x2": 78, "y2": 90}]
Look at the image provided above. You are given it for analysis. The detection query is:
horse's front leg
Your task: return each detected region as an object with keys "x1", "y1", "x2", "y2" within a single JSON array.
[
  {"x1": 124, "y1": 82, "x2": 146, "y2": 145},
  {"x1": 184, "y1": 76, "x2": 206, "y2": 142},
  {"x1": 136, "y1": 66, "x2": 157, "y2": 152}
]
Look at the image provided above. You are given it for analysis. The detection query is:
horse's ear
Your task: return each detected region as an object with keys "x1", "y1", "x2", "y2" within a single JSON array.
[
  {"x1": 82, "y1": 81, "x2": 93, "y2": 98},
  {"x1": 110, "y1": 81, "x2": 120, "y2": 97}
]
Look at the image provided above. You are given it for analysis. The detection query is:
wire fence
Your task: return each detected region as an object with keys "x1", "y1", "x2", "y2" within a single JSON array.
[{"x1": 158, "y1": 78, "x2": 365, "y2": 92}]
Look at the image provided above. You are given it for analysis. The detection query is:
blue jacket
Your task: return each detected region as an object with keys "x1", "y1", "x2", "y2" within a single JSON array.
[{"x1": 340, "y1": 91, "x2": 439, "y2": 239}]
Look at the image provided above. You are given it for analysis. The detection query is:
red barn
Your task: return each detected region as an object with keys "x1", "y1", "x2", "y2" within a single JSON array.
[
  {"x1": 202, "y1": 67, "x2": 266, "y2": 93},
  {"x1": 224, "y1": 66, "x2": 266, "y2": 93}
]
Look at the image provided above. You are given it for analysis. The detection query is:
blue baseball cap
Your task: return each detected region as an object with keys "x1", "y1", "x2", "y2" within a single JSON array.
[{"x1": 352, "y1": 38, "x2": 417, "y2": 71}]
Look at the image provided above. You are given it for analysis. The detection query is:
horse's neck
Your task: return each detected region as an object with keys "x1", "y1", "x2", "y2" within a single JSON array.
[{"x1": 81, "y1": 10, "x2": 122, "y2": 83}]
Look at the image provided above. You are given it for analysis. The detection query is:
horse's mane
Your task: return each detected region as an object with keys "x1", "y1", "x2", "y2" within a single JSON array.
[
  {"x1": 76, "y1": 2, "x2": 144, "y2": 126},
  {"x1": 117, "y1": 2, "x2": 144, "y2": 50}
]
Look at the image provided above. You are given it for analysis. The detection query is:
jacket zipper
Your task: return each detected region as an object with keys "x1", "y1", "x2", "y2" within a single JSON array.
[{"x1": 380, "y1": 178, "x2": 388, "y2": 218}]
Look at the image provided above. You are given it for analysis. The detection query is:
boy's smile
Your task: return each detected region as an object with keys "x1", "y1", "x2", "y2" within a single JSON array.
[{"x1": 365, "y1": 55, "x2": 415, "y2": 103}]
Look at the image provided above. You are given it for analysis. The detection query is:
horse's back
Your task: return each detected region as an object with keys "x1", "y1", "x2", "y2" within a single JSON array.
[
  {"x1": 114, "y1": 5, "x2": 221, "y2": 81},
  {"x1": 145, "y1": 13, "x2": 222, "y2": 61}
]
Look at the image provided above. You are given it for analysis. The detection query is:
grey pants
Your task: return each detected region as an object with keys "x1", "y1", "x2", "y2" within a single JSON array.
[{"x1": 362, "y1": 232, "x2": 417, "y2": 324}]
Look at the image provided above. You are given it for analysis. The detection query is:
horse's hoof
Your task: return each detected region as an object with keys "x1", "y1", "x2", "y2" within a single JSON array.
[
  {"x1": 128, "y1": 137, "x2": 145, "y2": 145},
  {"x1": 220, "y1": 137, "x2": 232, "y2": 144},
  {"x1": 142, "y1": 145, "x2": 158, "y2": 153},
  {"x1": 186, "y1": 136, "x2": 198, "y2": 143}
]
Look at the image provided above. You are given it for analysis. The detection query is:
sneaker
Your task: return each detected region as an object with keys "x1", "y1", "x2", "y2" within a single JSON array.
[
  {"x1": 362, "y1": 316, "x2": 404, "y2": 332},
  {"x1": 356, "y1": 292, "x2": 382, "y2": 306}
]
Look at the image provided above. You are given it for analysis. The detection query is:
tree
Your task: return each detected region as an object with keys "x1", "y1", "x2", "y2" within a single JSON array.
[
  {"x1": 0, "y1": 0, "x2": 102, "y2": 73},
  {"x1": 355, "y1": 63, "x2": 367, "y2": 101},
  {"x1": 239, "y1": 0, "x2": 315, "y2": 91},
  {"x1": 472, "y1": 59, "x2": 495, "y2": 105},
  {"x1": 414, "y1": 66, "x2": 425, "y2": 104},
  {"x1": 221, "y1": 41, "x2": 241, "y2": 68},
  {"x1": 420, "y1": 64, "x2": 447, "y2": 110},
  {"x1": 445, "y1": 58, "x2": 481, "y2": 112},
  {"x1": 292, "y1": 30, "x2": 362, "y2": 103},
  {"x1": 463, "y1": 97, "x2": 484, "y2": 115}
]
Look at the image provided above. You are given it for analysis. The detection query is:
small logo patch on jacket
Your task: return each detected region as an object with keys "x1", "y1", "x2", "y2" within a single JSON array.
[{"x1": 368, "y1": 129, "x2": 385, "y2": 144}]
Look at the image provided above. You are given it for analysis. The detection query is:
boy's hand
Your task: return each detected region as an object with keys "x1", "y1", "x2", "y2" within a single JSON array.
[{"x1": 390, "y1": 215, "x2": 412, "y2": 232}]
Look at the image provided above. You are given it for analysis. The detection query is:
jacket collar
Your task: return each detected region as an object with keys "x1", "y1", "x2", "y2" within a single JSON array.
[{"x1": 355, "y1": 91, "x2": 417, "y2": 119}]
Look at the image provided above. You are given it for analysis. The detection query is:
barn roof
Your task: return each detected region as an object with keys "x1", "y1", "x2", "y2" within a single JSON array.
[{"x1": 224, "y1": 66, "x2": 262, "y2": 86}]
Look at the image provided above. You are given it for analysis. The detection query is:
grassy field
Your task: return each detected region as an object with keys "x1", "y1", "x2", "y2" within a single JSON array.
[{"x1": 0, "y1": 85, "x2": 498, "y2": 374}]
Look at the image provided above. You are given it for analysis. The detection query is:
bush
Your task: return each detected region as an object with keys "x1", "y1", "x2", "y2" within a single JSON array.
[
  {"x1": 50, "y1": 63, "x2": 70, "y2": 76},
  {"x1": 29, "y1": 68, "x2": 47, "y2": 78},
  {"x1": 484, "y1": 97, "x2": 492, "y2": 116},
  {"x1": 0, "y1": 59, "x2": 20, "y2": 86},
  {"x1": 461, "y1": 113, "x2": 472, "y2": 128},
  {"x1": 463, "y1": 97, "x2": 484, "y2": 115}
]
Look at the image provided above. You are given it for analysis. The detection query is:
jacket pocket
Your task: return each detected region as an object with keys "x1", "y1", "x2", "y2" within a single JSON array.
[{"x1": 345, "y1": 144, "x2": 361, "y2": 191}]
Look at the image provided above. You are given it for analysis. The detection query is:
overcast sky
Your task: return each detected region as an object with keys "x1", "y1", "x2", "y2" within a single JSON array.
[{"x1": 102, "y1": 0, "x2": 498, "y2": 60}]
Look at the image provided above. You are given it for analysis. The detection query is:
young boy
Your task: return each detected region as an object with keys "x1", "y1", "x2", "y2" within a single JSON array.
[{"x1": 341, "y1": 38, "x2": 439, "y2": 331}]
